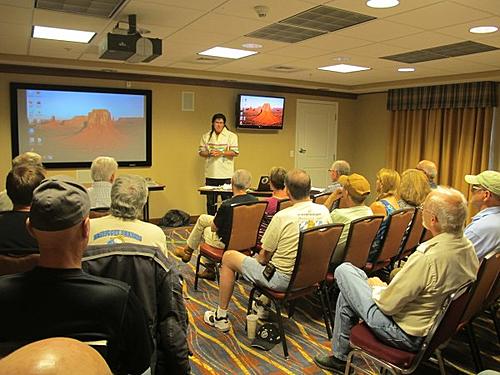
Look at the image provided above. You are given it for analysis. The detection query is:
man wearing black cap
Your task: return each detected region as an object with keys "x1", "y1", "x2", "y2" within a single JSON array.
[{"x1": 0, "y1": 179, "x2": 153, "y2": 375}]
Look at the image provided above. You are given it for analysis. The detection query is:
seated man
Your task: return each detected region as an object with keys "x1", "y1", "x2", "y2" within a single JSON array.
[
  {"x1": 88, "y1": 174, "x2": 167, "y2": 255},
  {"x1": 204, "y1": 169, "x2": 332, "y2": 332},
  {"x1": 314, "y1": 187, "x2": 479, "y2": 373},
  {"x1": 416, "y1": 159, "x2": 438, "y2": 189},
  {"x1": 174, "y1": 169, "x2": 257, "y2": 280},
  {"x1": 0, "y1": 179, "x2": 153, "y2": 375},
  {"x1": 464, "y1": 170, "x2": 500, "y2": 261},
  {"x1": 324, "y1": 160, "x2": 350, "y2": 193},
  {"x1": 0, "y1": 164, "x2": 45, "y2": 250},
  {"x1": 329, "y1": 173, "x2": 373, "y2": 265},
  {"x1": 87, "y1": 156, "x2": 118, "y2": 209},
  {"x1": 0, "y1": 152, "x2": 43, "y2": 212}
]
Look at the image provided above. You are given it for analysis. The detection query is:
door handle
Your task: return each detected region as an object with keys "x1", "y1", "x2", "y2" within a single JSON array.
[{"x1": 299, "y1": 148, "x2": 307, "y2": 153}]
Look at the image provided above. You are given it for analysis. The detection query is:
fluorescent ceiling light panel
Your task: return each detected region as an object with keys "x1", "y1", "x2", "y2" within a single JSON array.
[
  {"x1": 33, "y1": 26, "x2": 95, "y2": 43},
  {"x1": 366, "y1": 0, "x2": 399, "y2": 8},
  {"x1": 398, "y1": 67, "x2": 415, "y2": 72},
  {"x1": 318, "y1": 64, "x2": 371, "y2": 73},
  {"x1": 198, "y1": 46, "x2": 257, "y2": 59},
  {"x1": 469, "y1": 26, "x2": 498, "y2": 34}
]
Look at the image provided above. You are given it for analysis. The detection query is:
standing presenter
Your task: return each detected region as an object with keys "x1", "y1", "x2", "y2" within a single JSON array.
[{"x1": 199, "y1": 113, "x2": 239, "y2": 215}]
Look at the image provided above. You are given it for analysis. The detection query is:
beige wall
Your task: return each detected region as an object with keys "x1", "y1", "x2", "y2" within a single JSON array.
[{"x1": 2, "y1": 72, "x2": 389, "y2": 218}]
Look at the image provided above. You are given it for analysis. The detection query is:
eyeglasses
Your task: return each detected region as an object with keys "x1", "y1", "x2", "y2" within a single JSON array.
[{"x1": 471, "y1": 185, "x2": 486, "y2": 193}]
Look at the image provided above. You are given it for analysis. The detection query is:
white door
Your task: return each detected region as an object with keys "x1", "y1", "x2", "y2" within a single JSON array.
[{"x1": 296, "y1": 99, "x2": 338, "y2": 188}]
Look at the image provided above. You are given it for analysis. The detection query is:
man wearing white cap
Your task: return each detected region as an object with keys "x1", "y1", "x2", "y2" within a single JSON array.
[{"x1": 464, "y1": 170, "x2": 500, "y2": 261}]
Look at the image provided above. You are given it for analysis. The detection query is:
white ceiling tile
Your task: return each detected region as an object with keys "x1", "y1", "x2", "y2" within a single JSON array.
[
  {"x1": 299, "y1": 33, "x2": 371, "y2": 52},
  {"x1": 120, "y1": 2, "x2": 205, "y2": 28},
  {"x1": 384, "y1": 31, "x2": 462, "y2": 50},
  {"x1": 334, "y1": 19, "x2": 422, "y2": 43},
  {"x1": 451, "y1": 0, "x2": 500, "y2": 17},
  {"x1": 131, "y1": 0, "x2": 228, "y2": 11},
  {"x1": 0, "y1": 35, "x2": 29, "y2": 55},
  {"x1": 0, "y1": 4, "x2": 33, "y2": 25},
  {"x1": 33, "y1": 9, "x2": 109, "y2": 31},
  {"x1": 267, "y1": 45, "x2": 328, "y2": 59},
  {"x1": 29, "y1": 38, "x2": 89, "y2": 59},
  {"x1": 387, "y1": 1, "x2": 492, "y2": 30}
]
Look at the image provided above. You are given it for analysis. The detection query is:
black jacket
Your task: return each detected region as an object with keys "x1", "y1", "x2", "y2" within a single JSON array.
[{"x1": 82, "y1": 243, "x2": 190, "y2": 375}]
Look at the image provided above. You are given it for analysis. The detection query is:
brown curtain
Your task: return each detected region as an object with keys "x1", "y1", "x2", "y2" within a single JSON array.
[{"x1": 387, "y1": 107, "x2": 493, "y2": 197}]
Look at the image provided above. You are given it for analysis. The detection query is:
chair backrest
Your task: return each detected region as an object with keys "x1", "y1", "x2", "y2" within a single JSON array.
[
  {"x1": 406, "y1": 282, "x2": 472, "y2": 372},
  {"x1": 373, "y1": 208, "x2": 414, "y2": 263},
  {"x1": 342, "y1": 215, "x2": 384, "y2": 268},
  {"x1": 420, "y1": 227, "x2": 433, "y2": 243},
  {"x1": 226, "y1": 201, "x2": 268, "y2": 250},
  {"x1": 483, "y1": 272, "x2": 500, "y2": 309},
  {"x1": 277, "y1": 199, "x2": 293, "y2": 211},
  {"x1": 398, "y1": 208, "x2": 423, "y2": 260},
  {"x1": 0, "y1": 251, "x2": 40, "y2": 276},
  {"x1": 287, "y1": 223, "x2": 344, "y2": 291},
  {"x1": 312, "y1": 192, "x2": 330, "y2": 205},
  {"x1": 459, "y1": 251, "x2": 500, "y2": 325},
  {"x1": 89, "y1": 207, "x2": 110, "y2": 219}
]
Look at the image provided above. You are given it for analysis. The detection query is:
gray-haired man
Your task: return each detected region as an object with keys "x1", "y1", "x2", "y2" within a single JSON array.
[{"x1": 88, "y1": 174, "x2": 167, "y2": 255}]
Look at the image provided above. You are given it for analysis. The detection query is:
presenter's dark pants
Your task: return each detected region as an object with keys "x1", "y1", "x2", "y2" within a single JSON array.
[{"x1": 205, "y1": 178, "x2": 232, "y2": 215}]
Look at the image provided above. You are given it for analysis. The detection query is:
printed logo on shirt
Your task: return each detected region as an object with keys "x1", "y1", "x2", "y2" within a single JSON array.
[
  {"x1": 297, "y1": 212, "x2": 327, "y2": 231},
  {"x1": 93, "y1": 229, "x2": 143, "y2": 242}
]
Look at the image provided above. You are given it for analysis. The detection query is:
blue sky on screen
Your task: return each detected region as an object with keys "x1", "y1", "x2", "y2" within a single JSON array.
[
  {"x1": 26, "y1": 90, "x2": 145, "y2": 120},
  {"x1": 241, "y1": 95, "x2": 284, "y2": 109}
]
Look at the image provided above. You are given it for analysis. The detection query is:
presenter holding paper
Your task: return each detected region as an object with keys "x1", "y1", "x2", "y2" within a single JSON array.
[{"x1": 199, "y1": 113, "x2": 239, "y2": 215}]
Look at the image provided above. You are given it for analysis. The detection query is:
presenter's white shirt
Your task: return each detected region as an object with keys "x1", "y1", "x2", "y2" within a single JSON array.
[
  {"x1": 199, "y1": 127, "x2": 239, "y2": 179},
  {"x1": 89, "y1": 215, "x2": 167, "y2": 256}
]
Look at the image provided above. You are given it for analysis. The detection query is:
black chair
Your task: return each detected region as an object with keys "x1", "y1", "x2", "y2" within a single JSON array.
[{"x1": 246, "y1": 223, "x2": 344, "y2": 358}]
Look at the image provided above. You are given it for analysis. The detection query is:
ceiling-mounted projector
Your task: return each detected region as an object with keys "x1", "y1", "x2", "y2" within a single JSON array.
[{"x1": 99, "y1": 15, "x2": 162, "y2": 63}]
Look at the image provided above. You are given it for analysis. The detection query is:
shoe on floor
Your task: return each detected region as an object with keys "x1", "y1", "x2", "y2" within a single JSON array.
[
  {"x1": 173, "y1": 246, "x2": 194, "y2": 263},
  {"x1": 313, "y1": 354, "x2": 346, "y2": 373},
  {"x1": 197, "y1": 268, "x2": 216, "y2": 281},
  {"x1": 204, "y1": 310, "x2": 230, "y2": 332}
]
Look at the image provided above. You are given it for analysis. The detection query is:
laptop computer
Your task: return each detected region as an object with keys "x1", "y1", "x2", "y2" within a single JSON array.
[{"x1": 256, "y1": 176, "x2": 271, "y2": 191}]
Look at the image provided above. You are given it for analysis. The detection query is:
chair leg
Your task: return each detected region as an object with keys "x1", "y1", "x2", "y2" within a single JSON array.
[
  {"x1": 323, "y1": 282, "x2": 335, "y2": 337},
  {"x1": 344, "y1": 350, "x2": 356, "y2": 375},
  {"x1": 194, "y1": 254, "x2": 202, "y2": 291},
  {"x1": 247, "y1": 288, "x2": 257, "y2": 315},
  {"x1": 433, "y1": 348, "x2": 446, "y2": 375},
  {"x1": 272, "y1": 298, "x2": 288, "y2": 359},
  {"x1": 215, "y1": 263, "x2": 220, "y2": 285},
  {"x1": 491, "y1": 306, "x2": 500, "y2": 343},
  {"x1": 465, "y1": 322, "x2": 484, "y2": 372},
  {"x1": 287, "y1": 301, "x2": 295, "y2": 318},
  {"x1": 318, "y1": 285, "x2": 332, "y2": 339}
]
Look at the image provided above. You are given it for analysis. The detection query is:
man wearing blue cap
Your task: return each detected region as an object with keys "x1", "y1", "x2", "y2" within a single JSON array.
[{"x1": 0, "y1": 179, "x2": 153, "y2": 375}]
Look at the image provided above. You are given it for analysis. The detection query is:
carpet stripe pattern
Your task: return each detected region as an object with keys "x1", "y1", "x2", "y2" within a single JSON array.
[{"x1": 164, "y1": 227, "x2": 500, "y2": 374}]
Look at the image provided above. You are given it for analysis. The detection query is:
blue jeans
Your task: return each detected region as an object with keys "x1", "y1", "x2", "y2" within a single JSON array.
[{"x1": 332, "y1": 263, "x2": 424, "y2": 360}]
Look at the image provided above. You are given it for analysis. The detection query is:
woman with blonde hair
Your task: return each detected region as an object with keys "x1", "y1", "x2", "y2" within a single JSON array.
[
  {"x1": 370, "y1": 168, "x2": 401, "y2": 216},
  {"x1": 368, "y1": 168, "x2": 401, "y2": 262},
  {"x1": 398, "y1": 169, "x2": 431, "y2": 208}
]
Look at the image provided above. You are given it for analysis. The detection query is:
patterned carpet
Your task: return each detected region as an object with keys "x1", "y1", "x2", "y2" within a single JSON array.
[{"x1": 163, "y1": 227, "x2": 500, "y2": 375}]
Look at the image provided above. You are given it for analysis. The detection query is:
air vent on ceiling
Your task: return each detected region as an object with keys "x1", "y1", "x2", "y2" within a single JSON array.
[
  {"x1": 193, "y1": 56, "x2": 223, "y2": 64},
  {"x1": 35, "y1": 0, "x2": 126, "y2": 18},
  {"x1": 382, "y1": 41, "x2": 499, "y2": 63},
  {"x1": 247, "y1": 23, "x2": 325, "y2": 43},
  {"x1": 280, "y1": 5, "x2": 375, "y2": 32},
  {"x1": 246, "y1": 5, "x2": 376, "y2": 43}
]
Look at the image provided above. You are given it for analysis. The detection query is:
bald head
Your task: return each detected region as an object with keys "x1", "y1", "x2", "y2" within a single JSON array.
[
  {"x1": 424, "y1": 186, "x2": 467, "y2": 236},
  {"x1": 0, "y1": 337, "x2": 112, "y2": 375},
  {"x1": 416, "y1": 160, "x2": 437, "y2": 182},
  {"x1": 285, "y1": 169, "x2": 311, "y2": 200}
]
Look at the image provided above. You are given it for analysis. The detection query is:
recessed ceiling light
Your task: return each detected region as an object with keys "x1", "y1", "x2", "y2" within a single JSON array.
[
  {"x1": 318, "y1": 64, "x2": 371, "y2": 73},
  {"x1": 366, "y1": 0, "x2": 399, "y2": 8},
  {"x1": 198, "y1": 46, "x2": 257, "y2": 59},
  {"x1": 398, "y1": 67, "x2": 415, "y2": 72},
  {"x1": 33, "y1": 25, "x2": 95, "y2": 43},
  {"x1": 241, "y1": 43, "x2": 263, "y2": 49},
  {"x1": 469, "y1": 26, "x2": 498, "y2": 34}
]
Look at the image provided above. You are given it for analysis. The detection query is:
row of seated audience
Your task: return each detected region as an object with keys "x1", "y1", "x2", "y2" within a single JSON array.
[
  {"x1": 0, "y1": 153, "x2": 189, "y2": 374},
  {"x1": 0, "y1": 151, "x2": 498, "y2": 374}
]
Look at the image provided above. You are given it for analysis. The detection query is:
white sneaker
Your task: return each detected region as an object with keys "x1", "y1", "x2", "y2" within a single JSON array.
[
  {"x1": 252, "y1": 300, "x2": 270, "y2": 320},
  {"x1": 204, "y1": 310, "x2": 230, "y2": 332}
]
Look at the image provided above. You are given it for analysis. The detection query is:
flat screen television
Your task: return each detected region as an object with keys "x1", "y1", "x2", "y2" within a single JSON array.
[
  {"x1": 10, "y1": 82, "x2": 152, "y2": 168},
  {"x1": 236, "y1": 94, "x2": 285, "y2": 130}
]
